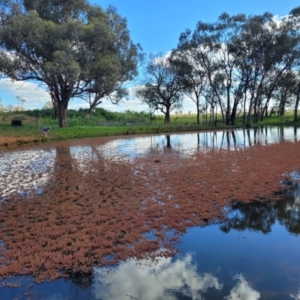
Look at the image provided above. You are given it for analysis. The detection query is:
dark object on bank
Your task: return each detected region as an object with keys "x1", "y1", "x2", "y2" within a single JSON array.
[{"x1": 11, "y1": 120, "x2": 22, "y2": 126}]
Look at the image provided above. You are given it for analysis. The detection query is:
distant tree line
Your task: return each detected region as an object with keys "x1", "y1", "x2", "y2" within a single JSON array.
[{"x1": 137, "y1": 8, "x2": 300, "y2": 125}]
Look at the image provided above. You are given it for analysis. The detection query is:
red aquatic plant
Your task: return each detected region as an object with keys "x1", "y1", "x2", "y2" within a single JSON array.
[{"x1": 0, "y1": 138, "x2": 299, "y2": 282}]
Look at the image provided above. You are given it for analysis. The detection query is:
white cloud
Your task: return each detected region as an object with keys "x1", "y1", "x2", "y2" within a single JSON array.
[
  {"x1": 225, "y1": 274, "x2": 260, "y2": 300},
  {"x1": 0, "y1": 77, "x2": 197, "y2": 113},
  {"x1": 291, "y1": 291, "x2": 300, "y2": 299},
  {"x1": 0, "y1": 79, "x2": 50, "y2": 109},
  {"x1": 93, "y1": 254, "x2": 223, "y2": 300},
  {"x1": 0, "y1": 79, "x2": 151, "y2": 112},
  {"x1": 152, "y1": 51, "x2": 172, "y2": 64}
]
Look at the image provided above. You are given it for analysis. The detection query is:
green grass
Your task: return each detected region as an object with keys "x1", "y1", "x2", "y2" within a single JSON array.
[
  {"x1": 0, "y1": 121, "x2": 233, "y2": 145},
  {"x1": 1, "y1": 111, "x2": 300, "y2": 147}
]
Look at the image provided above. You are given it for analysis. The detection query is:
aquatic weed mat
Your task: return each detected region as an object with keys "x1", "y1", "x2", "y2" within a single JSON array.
[{"x1": 0, "y1": 139, "x2": 299, "y2": 282}]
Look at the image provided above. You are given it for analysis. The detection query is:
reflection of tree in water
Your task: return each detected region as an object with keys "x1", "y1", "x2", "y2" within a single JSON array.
[
  {"x1": 220, "y1": 185, "x2": 300, "y2": 235},
  {"x1": 2, "y1": 142, "x2": 220, "y2": 285},
  {"x1": 165, "y1": 135, "x2": 171, "y2": 148},
  {"x1": 0, "y1": 144, "x2": 160, "y2": 283},
  {"x1": 277, "y1": 183, "x2": 300, "y2": 234},
  {"x1": 220, "y1": 201, "x2": 278, "y2": 234}
]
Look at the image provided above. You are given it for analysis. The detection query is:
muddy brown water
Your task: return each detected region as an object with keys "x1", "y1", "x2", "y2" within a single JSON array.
[{"x1": 1, "y1": 127, "x2": 300, "y2": 299}]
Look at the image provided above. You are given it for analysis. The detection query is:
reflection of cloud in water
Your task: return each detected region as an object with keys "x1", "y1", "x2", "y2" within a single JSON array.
[
  {"x1": 48, "y1": 294, "x2": 66, "y2": 300},
  {"x1": 0, "y1": 149, "x2": 55, "y2": 197},
  {"x1": 225, "y1": 275, "x2": 260, "y2": 300},
  {"x1": 97, "y1": 135, "x2": 191, "y2": 162},
  {"x1": 65, "y1": 127, "x2": 300, "y2": 165},
  {"x1": 93, "y1": 254, "x2": 223, "y2": 300},
  {"x1": 69, "y1": 146, "x2": 100, "y2": 173},
  {"x1": 291, "y1": 291, "x2": 300, "y2": 299},
  {"x1": 91, "y1": 127, "x2": 300, "y2": 162}
]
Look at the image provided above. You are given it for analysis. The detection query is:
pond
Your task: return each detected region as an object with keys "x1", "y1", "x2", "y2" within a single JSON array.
[{"x1": 1, "y1": 126, "x2": 300, "y2": 300}]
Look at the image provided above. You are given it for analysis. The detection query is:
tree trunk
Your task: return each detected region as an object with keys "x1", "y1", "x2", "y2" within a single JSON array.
[
  {"x1": 246, "y1": 96, "x2": 254, "y2": 128},
  {"x1": 253, "y1": 101, "x2": 258, "y2": 123},
  {"x1": 226, "y1": 104, "x2": 230, "y2": 125},
  {"x1": 164, "y1": 108, "x2": 171, "y2": 123},
  {"x1": 230, "y1": 102, "x2": 239, "y2": 125},
  {"x1": 243, "y1": 94, "x2": 247, "y2": 125},
  {"x1": 52, "y1": 101, "x2": 59, "y2": 120},
  {"x1": 50, "y1": 93, "x2": 58, "y2": 120},
  {"x1": 86, "y1": 106, "x2": 93, "y2": 118},
  {"x1": 294, "y1": 82, "x2": 300, "y2": 122},
  {"x1": 279, "y1": 100, "x2": 285, "y2": 116},
  {"x1": 57, "y1": 101, "x2": 68, "y2": 127},
  {"x1": 195, "y1": 96, "x2": 200, "y2": 124},
  {"x1": 279, "y1": 88, "x2": 289, "y2": 117}
]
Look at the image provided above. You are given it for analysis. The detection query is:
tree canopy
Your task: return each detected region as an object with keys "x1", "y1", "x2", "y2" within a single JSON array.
[
  {"x1": 168, "y1": 9, "x2": 300, "y2": 125},
  {"x1": 136, "y1": 55, "x2": 184, "y2": 123},
  {"x1": 0, "y1": 0, "x2": 142, "y2": 127}
]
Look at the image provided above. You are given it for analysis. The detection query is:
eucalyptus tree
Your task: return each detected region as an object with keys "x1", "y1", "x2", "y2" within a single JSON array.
[
  {"x1": 212, "y1": 13, "x2": 247, "y2": 125},
  {"x1": 226, "y1": 12, "x2": 297, "y2": 126},
  {"x1": 136, "y1": 55, "x2": 184, "y2": 123},
  {"x1": 286, "y1": 6, "x2": 300, "y2": 122},
  {"x1": 258, "y1": 18, "x2": 297, "y2": 122},
  {"x1": 176, "y1": 13, "x2": 248, "y2": 125},
  {"x1": 272, "y1": 71, "x2": 298, "y2": 116},
  {"x1": 0, "y1": 0, "x2": 141, "y2": 127},
  {"x1": 175, "y1": 30, "x2": 225, "y2": 123},
  {"x1": 170, "y1": 45, "x2": 208, "y2": 124},
  {"x1": 81, "y1": 6, "x2": 142, "y2": 117},
  {"x1": 174, "y1": 11, "x2": 299, "y2": 126}
]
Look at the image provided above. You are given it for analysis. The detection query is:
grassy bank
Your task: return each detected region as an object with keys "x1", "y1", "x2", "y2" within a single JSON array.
[
  {"x1": 0, "y1": 109, "x2": 299, "y2": 148},
  {"x1": 0, "y1": 122, "x2": 236, "y2": 148}
]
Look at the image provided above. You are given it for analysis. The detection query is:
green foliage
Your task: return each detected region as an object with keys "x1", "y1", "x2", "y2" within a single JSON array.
[
  {"x1": 0, "y1": 0, "x2": 142, "y2": 127},
  {"x1": 172, "y1": 10, "x2": 300, "y2": 126},
  {"x1": 0, "y1": 107, "x2": 299, "y2": 148}
]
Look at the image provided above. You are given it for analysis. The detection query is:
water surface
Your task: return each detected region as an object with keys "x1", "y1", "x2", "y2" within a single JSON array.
[{"x1": 1, "y1": 126, "x2": 300, "y2": 300}]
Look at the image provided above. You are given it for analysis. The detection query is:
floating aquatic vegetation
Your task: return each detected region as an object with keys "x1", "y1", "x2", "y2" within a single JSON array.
[{"x1": 0, "y1": 138, "x2": 299, "y2": 282}]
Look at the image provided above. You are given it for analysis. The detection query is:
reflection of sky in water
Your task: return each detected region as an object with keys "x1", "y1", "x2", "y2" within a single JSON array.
[
  {"x1": 93, "y1": 254, "x2": 222, "y2": 300},
  {"x1": 291, "y1": 291, "x2": 300, "y2": 299},
  {"x1": 1, "y1": 194, "x2": 300, "y2": 299},
  {"x1": 225, "y1": 275, "x2": 260, "y2": 300},
  {"x1": 1, "y1": 127, "x2": 300, "y2": 299},
  {"x1": 1, "y1": 126, "x2": 299, "y2": 196},
  {"x1": 90, "y1": 184, "x2": 300, "y2": 300},
  {"x1": 91, "y1": 184, "x2": 300, "y2": 300},
  {"x1": 95, "y1": 127, "x2": 300, "y2": 161},
  {"x1": 0, "y1": 148, "x2": 55, "y2": 198},
  {"x1": 93, "y1": 254, "x2": 261, "y2": 300}
]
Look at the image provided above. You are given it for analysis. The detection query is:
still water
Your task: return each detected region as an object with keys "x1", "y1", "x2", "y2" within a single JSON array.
[{"x1": 1, "y1": 127, "x2": 300, "y2": 300}]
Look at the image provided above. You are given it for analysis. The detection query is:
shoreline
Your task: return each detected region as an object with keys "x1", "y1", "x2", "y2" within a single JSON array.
[
  {"x1": 0, "y1": 123, "x2": 237, "y2": 149},
  {"x1": 1, "y1": 121, "x2": 299, "y2": 150}
]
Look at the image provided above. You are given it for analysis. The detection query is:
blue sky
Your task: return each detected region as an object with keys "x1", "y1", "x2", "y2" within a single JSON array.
[
  {"x1": 96, "y1": 0, "x2": 300, "y2": 55},
  {"x1": 0, "y1": 0, "x2": 299, "y2": 112}
]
